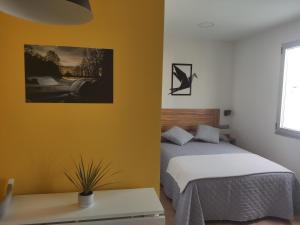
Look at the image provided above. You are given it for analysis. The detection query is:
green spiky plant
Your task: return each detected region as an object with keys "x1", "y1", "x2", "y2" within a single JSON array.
[{"x1": 64, "y1": 156, "x2": 117, "y2": 196}]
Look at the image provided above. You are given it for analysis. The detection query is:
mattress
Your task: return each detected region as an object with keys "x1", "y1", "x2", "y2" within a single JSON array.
[{"x1": 160, "y1": 141, "x2": 296, "y2": 225}]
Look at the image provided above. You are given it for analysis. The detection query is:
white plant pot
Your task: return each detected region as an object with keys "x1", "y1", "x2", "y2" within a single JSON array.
[{"x1": 78, "y1": 192, "x2": 94, "y2": 208}]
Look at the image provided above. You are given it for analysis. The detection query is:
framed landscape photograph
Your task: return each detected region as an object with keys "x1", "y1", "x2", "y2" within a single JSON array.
[{"x1": 24, "y1": 44, "x2": 113, "y2": 103}]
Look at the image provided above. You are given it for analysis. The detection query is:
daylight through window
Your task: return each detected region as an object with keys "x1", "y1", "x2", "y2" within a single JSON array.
[{"x1": 277, "y1": 41, "x2": 300, "y2": 138}]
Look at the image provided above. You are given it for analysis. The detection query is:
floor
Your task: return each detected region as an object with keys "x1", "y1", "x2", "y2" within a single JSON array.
[
  {"x1": 160, "y1": 188, "x2": 300, "y2": 225},
  {"x1": 160, "y1": 188, "x2": 175, "y2": 225}
]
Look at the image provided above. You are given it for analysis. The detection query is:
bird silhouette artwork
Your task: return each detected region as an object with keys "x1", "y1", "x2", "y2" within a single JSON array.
[{"x1": 170, "y1": 64, "x2": 198, "y2": 95}]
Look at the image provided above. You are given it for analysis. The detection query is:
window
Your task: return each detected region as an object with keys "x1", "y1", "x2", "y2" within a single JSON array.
[{"x1": 276, "y1": 40, "x2": 300, "y2": 139}]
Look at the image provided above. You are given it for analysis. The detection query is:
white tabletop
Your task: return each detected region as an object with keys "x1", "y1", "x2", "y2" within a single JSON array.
[{"x1": 0, "y1": 188, "x2": 164, "y2": 225}]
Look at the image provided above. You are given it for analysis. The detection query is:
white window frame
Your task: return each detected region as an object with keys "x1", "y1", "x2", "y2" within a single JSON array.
[{"x1": 276, "y1": 40, "x2": 300, "y2": 139}]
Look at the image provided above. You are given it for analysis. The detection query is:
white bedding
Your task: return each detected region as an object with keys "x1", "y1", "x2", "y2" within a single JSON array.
[{"x1": 166, "y1": 153, "x2": 293, "y2": 192}]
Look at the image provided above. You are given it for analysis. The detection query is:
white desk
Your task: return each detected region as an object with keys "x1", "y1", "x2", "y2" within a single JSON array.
[{"x1": 0, "y1": 188, "x2": 165, "y2": 225}]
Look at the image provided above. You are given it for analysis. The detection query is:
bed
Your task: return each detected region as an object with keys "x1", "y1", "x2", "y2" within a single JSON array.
[{"x1": 160, "y1": 109, "x2": 297, "y2": 225}]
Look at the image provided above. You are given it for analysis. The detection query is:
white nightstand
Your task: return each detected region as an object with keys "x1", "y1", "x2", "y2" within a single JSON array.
[{"x1": 0, "y1": 188, "x2": 165, "y2": 225}]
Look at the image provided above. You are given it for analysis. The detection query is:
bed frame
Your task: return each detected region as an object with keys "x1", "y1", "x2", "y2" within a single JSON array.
[{"x1": 161, "y1": 108, "x2": 220, "y2": 132}]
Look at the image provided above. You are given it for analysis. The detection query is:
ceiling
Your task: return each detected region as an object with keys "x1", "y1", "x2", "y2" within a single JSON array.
[{"x1": 165, "y1": 0, "x2": 300, "y2": 42}]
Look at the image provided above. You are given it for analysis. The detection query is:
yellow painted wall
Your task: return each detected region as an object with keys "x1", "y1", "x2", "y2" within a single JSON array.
[
  {"x1": 0, "y1": 0, "x2": 164, "y2": 195},
  {"x1": 0, "y1": 178, "x2": 7, "y2": 200}
]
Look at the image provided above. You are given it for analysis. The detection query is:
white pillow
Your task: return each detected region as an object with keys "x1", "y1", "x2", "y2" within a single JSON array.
[
  {"x1": 162, "y1": 126, "x2": 194, "y2": 146},
  {"x1": 194, "y1": 124, "x2": 220, "y2": 144}
]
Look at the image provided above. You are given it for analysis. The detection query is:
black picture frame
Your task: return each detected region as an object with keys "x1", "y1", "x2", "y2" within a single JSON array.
[{"x1": 171, "y1": 63, "x2": 193, "y2": 96}]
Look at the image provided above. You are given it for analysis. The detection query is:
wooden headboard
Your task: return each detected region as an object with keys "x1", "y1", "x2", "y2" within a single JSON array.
[{"x1": 161, "y1": 109, "x2": 220, "y2": 132}]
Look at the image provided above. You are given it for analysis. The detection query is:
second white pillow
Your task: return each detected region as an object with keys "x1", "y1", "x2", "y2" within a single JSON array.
[{"x1": 194, "y1": 124, "x2": 220, "y2": 144}]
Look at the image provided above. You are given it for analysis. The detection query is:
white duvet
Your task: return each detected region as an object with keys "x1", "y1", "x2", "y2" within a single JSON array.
[{"x1": 166, "y1": 153, "x2": 293, "y2": 192}]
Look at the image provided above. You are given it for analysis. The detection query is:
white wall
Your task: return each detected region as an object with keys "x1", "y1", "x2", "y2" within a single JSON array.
[
  {"x1": 232, "y1": 19, "x2": 300, "y2": 211},
  {"x1": 162, "y1": 35, "x2": 234, "y2": 125}
]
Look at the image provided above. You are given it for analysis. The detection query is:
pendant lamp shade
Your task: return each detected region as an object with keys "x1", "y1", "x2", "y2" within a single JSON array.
[{"x1": 0, "y1": 0, "x2": 93, "y2": 24}]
